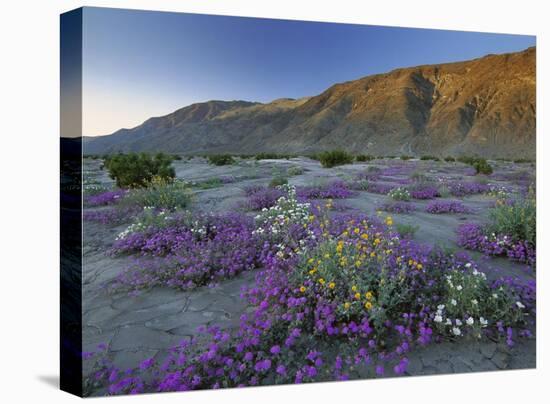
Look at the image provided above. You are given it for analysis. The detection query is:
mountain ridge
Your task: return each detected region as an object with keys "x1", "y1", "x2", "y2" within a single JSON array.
[{"x1": 84, "y1": 47, "x2": 536, "y2": 158}]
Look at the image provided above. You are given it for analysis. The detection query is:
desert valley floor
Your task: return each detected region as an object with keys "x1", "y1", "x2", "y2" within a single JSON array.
[{"x1": 81, "y1": 156, "x2": 535, "y2": 395}]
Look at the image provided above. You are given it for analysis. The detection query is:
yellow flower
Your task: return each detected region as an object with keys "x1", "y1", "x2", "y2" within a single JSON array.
[
  {"x1": 408, "y1": 259, "x2": 413, "y2": 266},
  {"x1": 365, "y1": 291, "x2": 373, "y2": 300},
  {"x1": 318, "y1": 278, "x2": 325, "y2": 285},
  {"x1": 351, "y1": 285, "x2": 357, "y2": 292},
  {"x1": 385, "y1": 216, "x2": 393, "y2": 226},
  {"x1": 416, "y1": 263, "x2": 423, "y2": 270},
  {"x1": 361, "y1": 233, "x2": 369, "y2": 240},
  {"x1": 308, "y1": 215, "x2": 315, "y2": 222},
  {"x1": 364, "y1": 301, "x2": 373, "y2": 310},
  {"x1": 342, "y1": 231, "x2": 349, "y2": 237},
  {"x1": 309, "y1": 268, "x2": 317, "y2": 275},
  {"x1": 354, "y1": 292, "x2": 361, "y2": 300},
  {"x1": 370, "y1": 252, "x2": 376, "y2": 258},
  {"x1": 308, "y1": 258, "x2": 314, "y2": 265},
  {"x1": 396, "y1": 257, "x2": 402, "y2": 263},
  {"x1": 299, "y1": 286, "x2": 306, "y2": 293},
  {"x1": 344, "y1": 302, "x2": 351, "y2": 310},
  {"x1": 324, "y1": 253, "x2": 330, "y2": 259},
  {"x1": 374, "y1": 238, "x2": 381, "y2": 245},
  {"x1": 328, "y1": 282, "x2": 336, "y2": 289},
  {"x1": 355, "y1": 260, "x2": 362, "y2": 267},
  {"x1": 354, "y1": 228, "x2": 360, "y2": 234}
]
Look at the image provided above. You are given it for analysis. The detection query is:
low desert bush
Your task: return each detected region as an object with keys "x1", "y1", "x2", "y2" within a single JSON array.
[
  {"x1": 513, "y1": 158, "x2": 534, "y2": 164},
  {"x1": 318, "y1": 150, "x2": 354, "y2": 168},
  {"x1": 395, "y1": 223, "x2": 419, "y2": 238},
  {"x1": 287, "y1": 166, "x2": 305, "y2": 176},
  {"x1": 420, "y1": 155, "x2": 440, "y2": 161},
  {"x1": 104, "y1": 152, "x2": 175, "y2": 188},
  {"x1": 489, "y1": 193, "x2": 536, "y2": 246},
  {"x1": 255, "y1": 152, "x2": 291, "y2": 160},
  {"x1": 400, "y1": 155, "x2": 413, "y2": 160},
  {"x1": 444, "y1": 156, "x2": 456, "y2": 162},
  {"x1": 121, "y1": 177, "x2": 193, "y2": 210},
  {"x1": 472, "y1": 159, "x2": 493, "y2": 175},
  {"x1": 356, "y1": 154, "x2": 374, "y2": 162},
  {"x1": 269, "y1": 176, "x2": 288, "y2": 188},
  {"x1": 207, "y1": 154, "x2": 235, "y2": 166}
]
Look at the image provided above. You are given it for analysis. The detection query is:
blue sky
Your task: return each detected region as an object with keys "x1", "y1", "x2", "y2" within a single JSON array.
[{"x1": 81, "y1": 7, "x2": 535, "y2": 136}]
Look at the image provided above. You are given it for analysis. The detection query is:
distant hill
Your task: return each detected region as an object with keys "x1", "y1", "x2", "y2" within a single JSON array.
[{"x1": 84, "y1": 47, "x2": 536, "y2": 158}]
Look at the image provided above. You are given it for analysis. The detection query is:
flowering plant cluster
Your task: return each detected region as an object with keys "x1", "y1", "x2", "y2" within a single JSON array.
[
  {"x1": 446, "y1": 181, "x2": 490, "y2": 197},
  {"x1": 432, "y1": 265, "x2": 526, "y2": 340},
  {"x1": 296, "y1": 180, "x2": 355, "y2": 200},
  {"x1": 387, "y1": 187, "x2": 411, "y2": 201},
  {"x1": 83, "y1": 207, "x2": 138, "y2": 225},
  {"x1": 366, "y1": 183, "x2": 396, "y2": 195},
  {"x1": 486, "y1": 184, "x2": 510, "y2": 200},
  {"x1": 252, "y1": 185, "x2": 316, "y2": 256},
  {"x1": 425, "y1": 200, "x2": 471, "y2": 214},
  {"x1": 244, "y1": 186, "x2": 284, "y2": 210},
  {"x1": 378, "y1": 201, "x2": 416, "y2": 214},
  {"x1": 110, "y1": 211, "x2": 266, "y2": 290},
  {"x1": 85, "y1": 189, "x2": 128, "y2": 207},
  {"x1": 408, "y1": 184, "x2": 440, "y2": 200},
  {"x1": 456, "y1": 223, "x2": 535, "y2": 267},
  {"x1": 85, "y1": 197, "x2": 535, "y2": 395}
]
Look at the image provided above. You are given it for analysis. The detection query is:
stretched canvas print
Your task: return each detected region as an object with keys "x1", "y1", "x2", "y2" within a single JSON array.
[{"x1": 60, "y1": 6, "x2": 536, "y2": 397}]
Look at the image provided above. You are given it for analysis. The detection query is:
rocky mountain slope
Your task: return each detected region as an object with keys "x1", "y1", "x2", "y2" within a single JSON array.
[{"x1": 84, "y1": 47, "x2": 536, "y2": 158}]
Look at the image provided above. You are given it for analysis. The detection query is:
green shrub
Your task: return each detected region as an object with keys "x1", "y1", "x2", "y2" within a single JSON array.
[
  {"x1": 104, "y1": 152, "x2": 175, "y2": 188},
  {"x1": 356, "y1": 154, "x2": 374, "y2": 162},
  {"x1": 318, "y1": 150, "x2": 354, "y2": 168},
  {"x1": 420, "y1": 155, "x2": 440, "y2": 161},
  {"x1": 513, "y1": 158, "x2": 534, "y2": 164},
  {"x1": 395, "y1": 223, "x2": 419, "y2": 238},
  {"x1": 472, "y1": 159, "x2": 493, "y2": 175},
  {"x1": 122, "y1": 178, "x2": 193, "y2": 210},
  {"x1": 195, "y1": 178, "x2": 223, "y2": 189},
  {"x1": 457, "y1": 155, "x2": 477, "y2": 165},
  {"x1": 255, "y1": 152, "x2": 291, "y2": 160},
  {"x1": 269, "y1": 176, "x2": 288, "y2": 188},
  {"x1": 444, "y1": 156, "x2": 456, "y2": 162},
  {"x1": 207, "y1": 154, "x2": 235, "y2": 166},
  {"x1": 410, "y1": 171, "x2": 430, "y2": 183},
  {"x1": 400, "y1": 155, "x2": 413, "y2": 160},
  {"x1": 438, "y1": 185, "x2": 451, "y2": 198},
  {"x1": 489, "y1": 193, "x2": 536, "y2": 246},
  {"x1": 287, "y1": 166, "x2": 305, "y2": 176}
]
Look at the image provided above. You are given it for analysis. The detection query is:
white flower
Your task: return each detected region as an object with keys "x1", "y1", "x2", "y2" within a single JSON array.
[
  {"x1": 471, "y1": 299, "x2": 478, "y2": 305},
  {"x1": 456, "y1": 285, "x2": 463, "y2": 291},
  {"x1": 455, "y1": 319, "x2": 462, "y2": 326},
  {"x1": 492, "y1": 293, "x2": 498, "y2": 299},
  {"x1": 450, "y1": 299, "x2": 457, "y2": 306},
  {"x1": 452, "y1": 327, "x2": 462, "y2": 336},
  {"x1": 437, "y1": 304, "x2": 445, "y2": 311},
  {"x1": 465, "y1": 263, "x2": 472, "y2": 268},
  {"x1": 480, "y1": 317, "x2": 488, "y2": 327},
  {"x1": 466, "y1": 317, "x2": 474, "y2": 326},
  {"x1": 445, "y1": 319, "x2": 452, "y2": 326},
  {"x1": 434, "y1": 315, "x2": 443, "y2": 323},
  {"x1": 516, "y1": 301, "x2": 525, "y2": 309}
]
